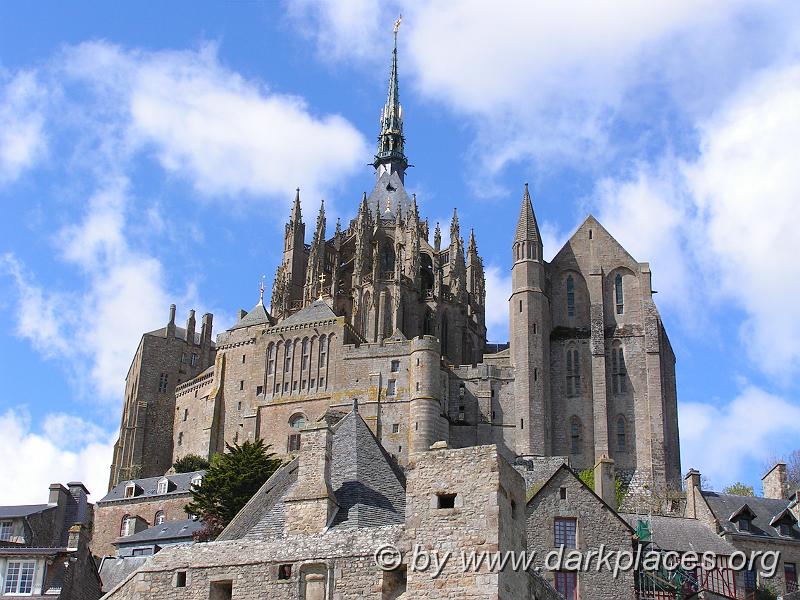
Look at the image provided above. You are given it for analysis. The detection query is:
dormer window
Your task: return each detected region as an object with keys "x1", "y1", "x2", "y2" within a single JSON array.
[
  {"x1": 0, "y1": 520, "x2": 12, "y2": 541},
  {"x1": 779, "y1": 523, "x2": 791, "y2": 536},
  {"x1": 191, "y1": 474, "x2": 203, "y2": 488},
  {"x1": 770, "y1": 508, "x2": 797, "y2": 537},
  {"x1": 124, "y1": 483, "x2": 136, "y2": 498},
  {"x1": 730, "y1": 503, "x2": 757, "y2": 533},
  {"x1": 738, "y1": 518, "x2": 751, "y2": 532},
  {"x1": 157, "y1": 478, "x2": 170, "y2": 495}
]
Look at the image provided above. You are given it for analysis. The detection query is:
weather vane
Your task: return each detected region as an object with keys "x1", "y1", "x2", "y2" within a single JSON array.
[{"x1": 393, "y1": 14, "x2": 402, "y2": 41}]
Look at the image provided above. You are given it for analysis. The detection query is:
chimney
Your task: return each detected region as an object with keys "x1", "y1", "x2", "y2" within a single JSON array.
[
  {"x1": 200, "y1": 313, "x2": 213, "y2": 350},
  {"x1": 67, "y1": 482, "x2": 90, "y2": 526},
  {"x1": 684, "y1": 469, "x2": 702, "y2": 518},
  {"x1": 186, "y1": 309, "x2": 196, "y2": 346},
  {"x1": 167, "y1": 304, "x2": 177, "y2": 338},
  {"x1": 762, "y1": 462, "x2": 789, "y2": 500},
  {"x1": 48, "y1": 484, "x2": 70, "y2": 547},
  {"x1": 594, "y1": 457, "x2": 617, "y2": 509},
  {"x1": 283, "y1": 422, "x2": 338, "y2": 534},
  {"x1": 67, "y1": 524, "x2": 85, "y2": 551}
]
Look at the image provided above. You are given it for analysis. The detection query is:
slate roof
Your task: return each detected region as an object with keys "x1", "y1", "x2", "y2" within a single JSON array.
[
  {"x1": 514, "y1": 456, "x2": 567, "y2": 495},
  {"x1": 219, "y1": 409, "x2": 405, "y2": 542},
  {"x1": 276, "y1": 299, "x2": 337, "y2": 327},
  {"x1": 145, "y1": 325, "x2": 204, "y2": 345},
  {"x1": 99, "y1": 471, "x2": 204, "y2": 503},
  {"x1": 229, "y1": 301, "x2": 274, "y2": 331},
  {"x1": 703, "y1": 491, "x2": 800, "y2": 541},
  {"x1": 620, "y1": 513, "x2": 737, "y2": 555},
  {"x1": 115, "y1": 518, "x2": 202, "y2": 547},
  {"x1": 367, "y1": 171, "x2": 412, "y2": 218},
  {"x1": 98, "y1": 556, "x2": 149, "y2": 592},
  {"x1": 0, "y1": 504, "x2": 52, "y2": 519},
  {"x1": 514, "y1": 183, "x2": 541, "y2": 243}
]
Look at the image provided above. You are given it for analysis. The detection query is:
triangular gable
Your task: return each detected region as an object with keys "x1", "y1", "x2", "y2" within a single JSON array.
[
  {"x1": 275, "y1": 299, "x2": 337, "y2": 327},
  {"x1": 550, "y1": 215, "x2": 642, "y2": 274},
  {"x1": 769, "y1": 507, "x2": 797, "y2": 528},
  {"x1": 729, "y1": 503, "x2": 757, "y2": 523}
]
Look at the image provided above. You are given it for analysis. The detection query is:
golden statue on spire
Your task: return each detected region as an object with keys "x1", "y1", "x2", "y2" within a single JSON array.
[{"x1": 393, "y1": 14, "x2": 403, "y2": 35}]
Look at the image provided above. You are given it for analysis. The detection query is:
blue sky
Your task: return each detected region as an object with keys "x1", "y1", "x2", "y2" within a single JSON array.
[{"x1": 1, "y1": 1, "x2": 799, "y2": 502}]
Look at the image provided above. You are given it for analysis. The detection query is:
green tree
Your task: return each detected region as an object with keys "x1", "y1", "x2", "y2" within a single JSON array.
[
  {"x1": 186, "y1": 440, "x2": 281, "y2": 541},
  {"x1": 172, "y1": 454, "x2": 210, "y2": 473},
  {"x1": 723, "y1": 482, "x2": 755, "y2": 496}
]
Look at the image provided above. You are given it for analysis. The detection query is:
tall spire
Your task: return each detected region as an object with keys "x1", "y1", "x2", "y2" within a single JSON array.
[
  {"x1": 373, "y1": 16, "x2": 408, "y2": 183},
  {"x1": 515, "y1": 183, "x2": 541, "y2": 243},
  {"x1": 291, "y1": 187, "x2": 302, "y2": 223}
]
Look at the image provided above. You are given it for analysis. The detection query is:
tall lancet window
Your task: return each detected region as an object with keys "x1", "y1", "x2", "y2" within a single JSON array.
[
  {"x1": 301, "y1": 338, "x2": 310, "y2": 372},
  {"x1": 616, "y1": 416, "x2": 627, "y2": 452},
  {"x1": 566, "y1": 275, "x2": 575, "y2": 317},
  {"x1": 570, "y1": 417, "x2": 582, "y2": 455},
  {"x1": 267, "y1": 344, "x2": 275, "y2": 375},
  {"x1": 611, "y1": 342, "x2": 627, "y2": 394},
  {"x1": 284, "y1": 341, "x2": 293, "y2": 373},
  {"x1": 615, "y1": 273, "x2": 624, "y2": 314},
  {"x1": 566, "y1": 346, "x2": 580, "y2": 397}
]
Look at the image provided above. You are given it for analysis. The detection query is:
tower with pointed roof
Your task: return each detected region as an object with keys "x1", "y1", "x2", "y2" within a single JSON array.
[
  {"x1": 373, "y1": 18, "x2": 408, "y2": 183},
  {"x1": 510, "y1": 184, "x2": 551, "y2": 455}
]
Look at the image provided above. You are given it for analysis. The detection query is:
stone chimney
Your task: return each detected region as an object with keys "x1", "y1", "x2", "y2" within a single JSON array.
[
  {"x1": 167, "y1": 304, "x2": 177, "y2": 338},
  {"x1": 186, "y1": 309, "x2": 196, "y2": 346},
  {"x1": 48, "y1": 484, "x2": 70, "y2": 547},
  {"x1": 283, "y1": 422, "x2": 338, "y2": 535},
  {"x1": 67, "y1": 482, "x2": 90, "y2": 526},
  {"x1": 200, "y1": 313, "x2": 213, "y2": 350},
  {"x1": 67, "y1": 524, "x2": 85, "y2": 551},
  {"x1": 762, "y1": 462, "x2": 789, "y2": 500},
  {"x1": 594, "y1": 456, "x2": 616, "y2": 509},
  {"x1": 684, "y1": 469, "x2": 702, "y2": 519}
]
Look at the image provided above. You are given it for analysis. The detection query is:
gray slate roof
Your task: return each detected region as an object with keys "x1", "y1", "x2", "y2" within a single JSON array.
[
  {"x1": 145, "y1": 325, "x2": 204, "y2": 345},
  {"x1": 514, "y1": 456, "x2": 568, "y2": 494},
  {"x1": 514, "y1": 184, "x2": 541, "y2": 243},
  {"x1": 703, "y1": 491, "x2": 800, "y2": 541},
  {"x1": 276, "y1": 299, "x2": 337, "y2": 327},
  {"x1": 229, "y1": 301, "x2": 274, "y2": 331},
  {"x1": 367, "y1": 171, "x2": 412, "y2": 218},
  {"x1": 115, "y1": 518, "x2": 201, "y2": 546},
  {"x1": 219, "y1": 410, "x2": 405, "y2": 541},
  {"x1": 620, "y1": 513, "x2": 737, "y2": 555},
  {"x1": 0, "y1": 504, "x2": 52, "y2": 519},
  {"x1": 99, "y1": 471, "x2": 204, "y2": 503},
  {"x1": 99, "y1": 556, "x2": 149, "y2": 592}
]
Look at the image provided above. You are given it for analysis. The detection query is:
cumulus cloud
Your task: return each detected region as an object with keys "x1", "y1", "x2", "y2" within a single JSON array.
[
  {"x1": 679, "y1": 386, "x2": 800, "y2": 489},
  {"x1": 0, "y1": 70, "x2": 47, "y2": 183},
  {"x1": 0, "y1": 409, "x2": 114, "y2": 504},
  {"x1": 62, "y1": 41, "x2": 369, "y2": 203}
]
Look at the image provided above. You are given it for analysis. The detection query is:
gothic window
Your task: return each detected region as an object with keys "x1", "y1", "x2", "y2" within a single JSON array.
[
  {"x1": 284, "y1": 341, "x2": 293, "y2": 373},
  {"x1": 570, "y1": 417, "x2": 582, "y2": 455},
  {"x1": 566, "y1": 346, "x2": 580, "y2": 397},
  {"x1": 319, "y1": 335, "x2": 328, "y2": 368},
  {"x1": 267, "y1": 344, "x2": 275, "y2": 375},
  {"x1": 615, "y1": 273, "x2": 624, "y2": 315},
  {"x1": 566, "y1": 275, "x2": 575, "y2": 317},
  {"x1": 611, "y1": 342, "x2": 627, "y2": 394},
  {"x1": 301, "y1": 338, "x2": 310, "y2": 371},
  {"x1": 423, "y1": 309, "x2": 433, "y2": 336},
  {"x1": 616, "y1": 416, "x2": 627, "y2": 452},
  {"x1": 380, "y1": 243, "x2": 395, "y2": 278},
  {"x1": 155, "y1": 511, "x2": 165, "y2": 526},
  {"x1": 287, "y1": 414, "x2": 306, "y2": 452}
]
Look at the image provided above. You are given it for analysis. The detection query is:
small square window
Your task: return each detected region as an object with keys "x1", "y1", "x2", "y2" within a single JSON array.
[
  {"x1": 437, "y1": 493, "x2": 457, "y2": 509},
  {"x1": 278, "y1": 564, "x2": 292, "y2": 580},
  {"x1": 256, "y1": 385, "x2": 263, "y2": 395},
  {"x1": 560, "y1": 487, "x2": 567, "y2": 500},
  {"x1": 175, "y1": 571, "x2": 187, "y2": 587},
  {"x1": 387, "y1": 379, "x2": 396, "y2": 396},
  {"x1": 390, "y1": 360, "x2": 400, "y2": 372},
  {"x1": 392, "y1": 423, "x2": 400, "y2": 433}
]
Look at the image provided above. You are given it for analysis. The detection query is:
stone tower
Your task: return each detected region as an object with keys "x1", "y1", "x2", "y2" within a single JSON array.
[{"x1": 510, "y1": 184, "x2": 551, "y2": 456}]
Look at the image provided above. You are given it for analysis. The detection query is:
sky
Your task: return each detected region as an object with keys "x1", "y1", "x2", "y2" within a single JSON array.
[{"x1": 1, "y1": 0, "x2": 799, "y2": 503}]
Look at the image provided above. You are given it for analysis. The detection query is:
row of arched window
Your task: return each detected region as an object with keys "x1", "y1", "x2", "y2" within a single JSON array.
[
  {"x1": 120, "y1": 511, "x2": 165, "y2": 536},
  {"x1": 514, "y1": 241, "x2": 538, "y2": 261},
  {"x1": 569, "y1": 415, "x2": 628, "y2": 455},
  {"x1": 564, "y1": 342, "x2": 627, "y2": 397},
  {"x1": 267, "y1": 334, "x2": 332, "y2": 396},
  {"x1": 564, "y1": 273, "x2": 625, "y2": 317}
]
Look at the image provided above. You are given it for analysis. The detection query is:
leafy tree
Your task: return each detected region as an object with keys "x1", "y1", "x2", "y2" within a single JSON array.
[
  {"x1": 173, "y1": 454, "x2": 210, "y2": 473},
  {"x1": 723, "y1": 482, "x2": 755, "y2": 496},
  {"x1": 186, "y1": 440, "x2": 281, "y2": 541}
]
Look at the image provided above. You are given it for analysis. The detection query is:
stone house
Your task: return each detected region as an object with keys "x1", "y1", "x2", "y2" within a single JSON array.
[
  {"x1": 101, "y1": 406, "x2": 563, "y2": 599},
  {"x1": 92, "y1": 471, "x2": 204, "y2": 559},
  {"x1": 0, "y1": 482, "x2": 101, "y2": 599}
]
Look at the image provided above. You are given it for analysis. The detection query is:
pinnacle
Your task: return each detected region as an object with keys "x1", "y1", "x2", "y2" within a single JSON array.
[{"x1": 515, "y1": 182, "x2": 540, "y2": 243}]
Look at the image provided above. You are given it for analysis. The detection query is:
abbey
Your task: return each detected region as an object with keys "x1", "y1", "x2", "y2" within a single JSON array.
[{"x1": 108, "y1": 33, "x2": 680, "y2": 498}]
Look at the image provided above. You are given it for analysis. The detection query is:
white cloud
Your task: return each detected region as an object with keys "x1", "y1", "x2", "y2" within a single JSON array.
[
  {"x1": 0, "y1": 71, "x2": 47, "y2": 183},
  {"x1": 0, "y1": 409, "x2": 114, "y2": 504},
  {"x1": 679, "y1": 386, "x2": 800, "y2": 488},
  {"x1": 62, "y1": 41, "x2": 369, "y2": 203},
  {"x1": 484, "y1": 264, "x2": 511, "y2": 342}
]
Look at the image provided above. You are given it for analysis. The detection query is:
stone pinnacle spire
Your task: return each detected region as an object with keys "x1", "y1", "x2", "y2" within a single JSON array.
[
  {"x1": 373, "y1": 16, "x2": 408, "y2": 183},
  {"x1": 515, "y1": 183, "x2": 541, "y2": 243},
  {"x1": 291, "y1": 187, "x2": 302, "y2": 223}
]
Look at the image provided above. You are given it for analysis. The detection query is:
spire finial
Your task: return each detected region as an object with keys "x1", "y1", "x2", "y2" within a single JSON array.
[
  {"x1": 259, "y1": 275, "x2": 265, "y2": 304},
  {"x1": 373, "y1": 16, "x2": 408, "y2": 182}
]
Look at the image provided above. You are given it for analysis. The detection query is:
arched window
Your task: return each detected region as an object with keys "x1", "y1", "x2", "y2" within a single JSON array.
[
  {"x1": 380, "y1": 243, "x2": 395, "y2": 278},
  {"x1": 441, "y1": 314, "x2": 449, "y2": 357},
  {"x1": 284, "y1": 341, "x2": 293, "y2": 373},
  {"x1": 611, "y1": 342, "x2": 627, "y2": 394},
  {"x1": 570, "y1": 417, "x2": 582, "y2": 455},
  {"x1": 288, "y1": 414, "x2": 306, "y2": 452},
  {"x1": 566, "y1": 275, "x2": 575, "y2": 317},
  {"x1": 566, "y1": 346, "x2": 580, "y2": 397},
  {"x1": 615, "y1": 273, "x2": 624, "y2": 315},
  {"x1": 301, "y1": 338, "x2": 310, "y2": 371},
  {"x1": 120, "y1": 515, "x2": 132, "y2": 537},
  {"x1": 423, "y1": 309, "x2": 433, "y2": 336},
  {"x1": 318, "y1": 335, "x2": 328, "y2": 368},
  {"x1": 616, "y1": 416, "x2": 627, "y2": 452},
  {"x1": 154, "y1": 511, "x2": 165, "y2": 526},
  {"x1": 267, "y1": 343, "x2": 275, "y2": 376}
]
